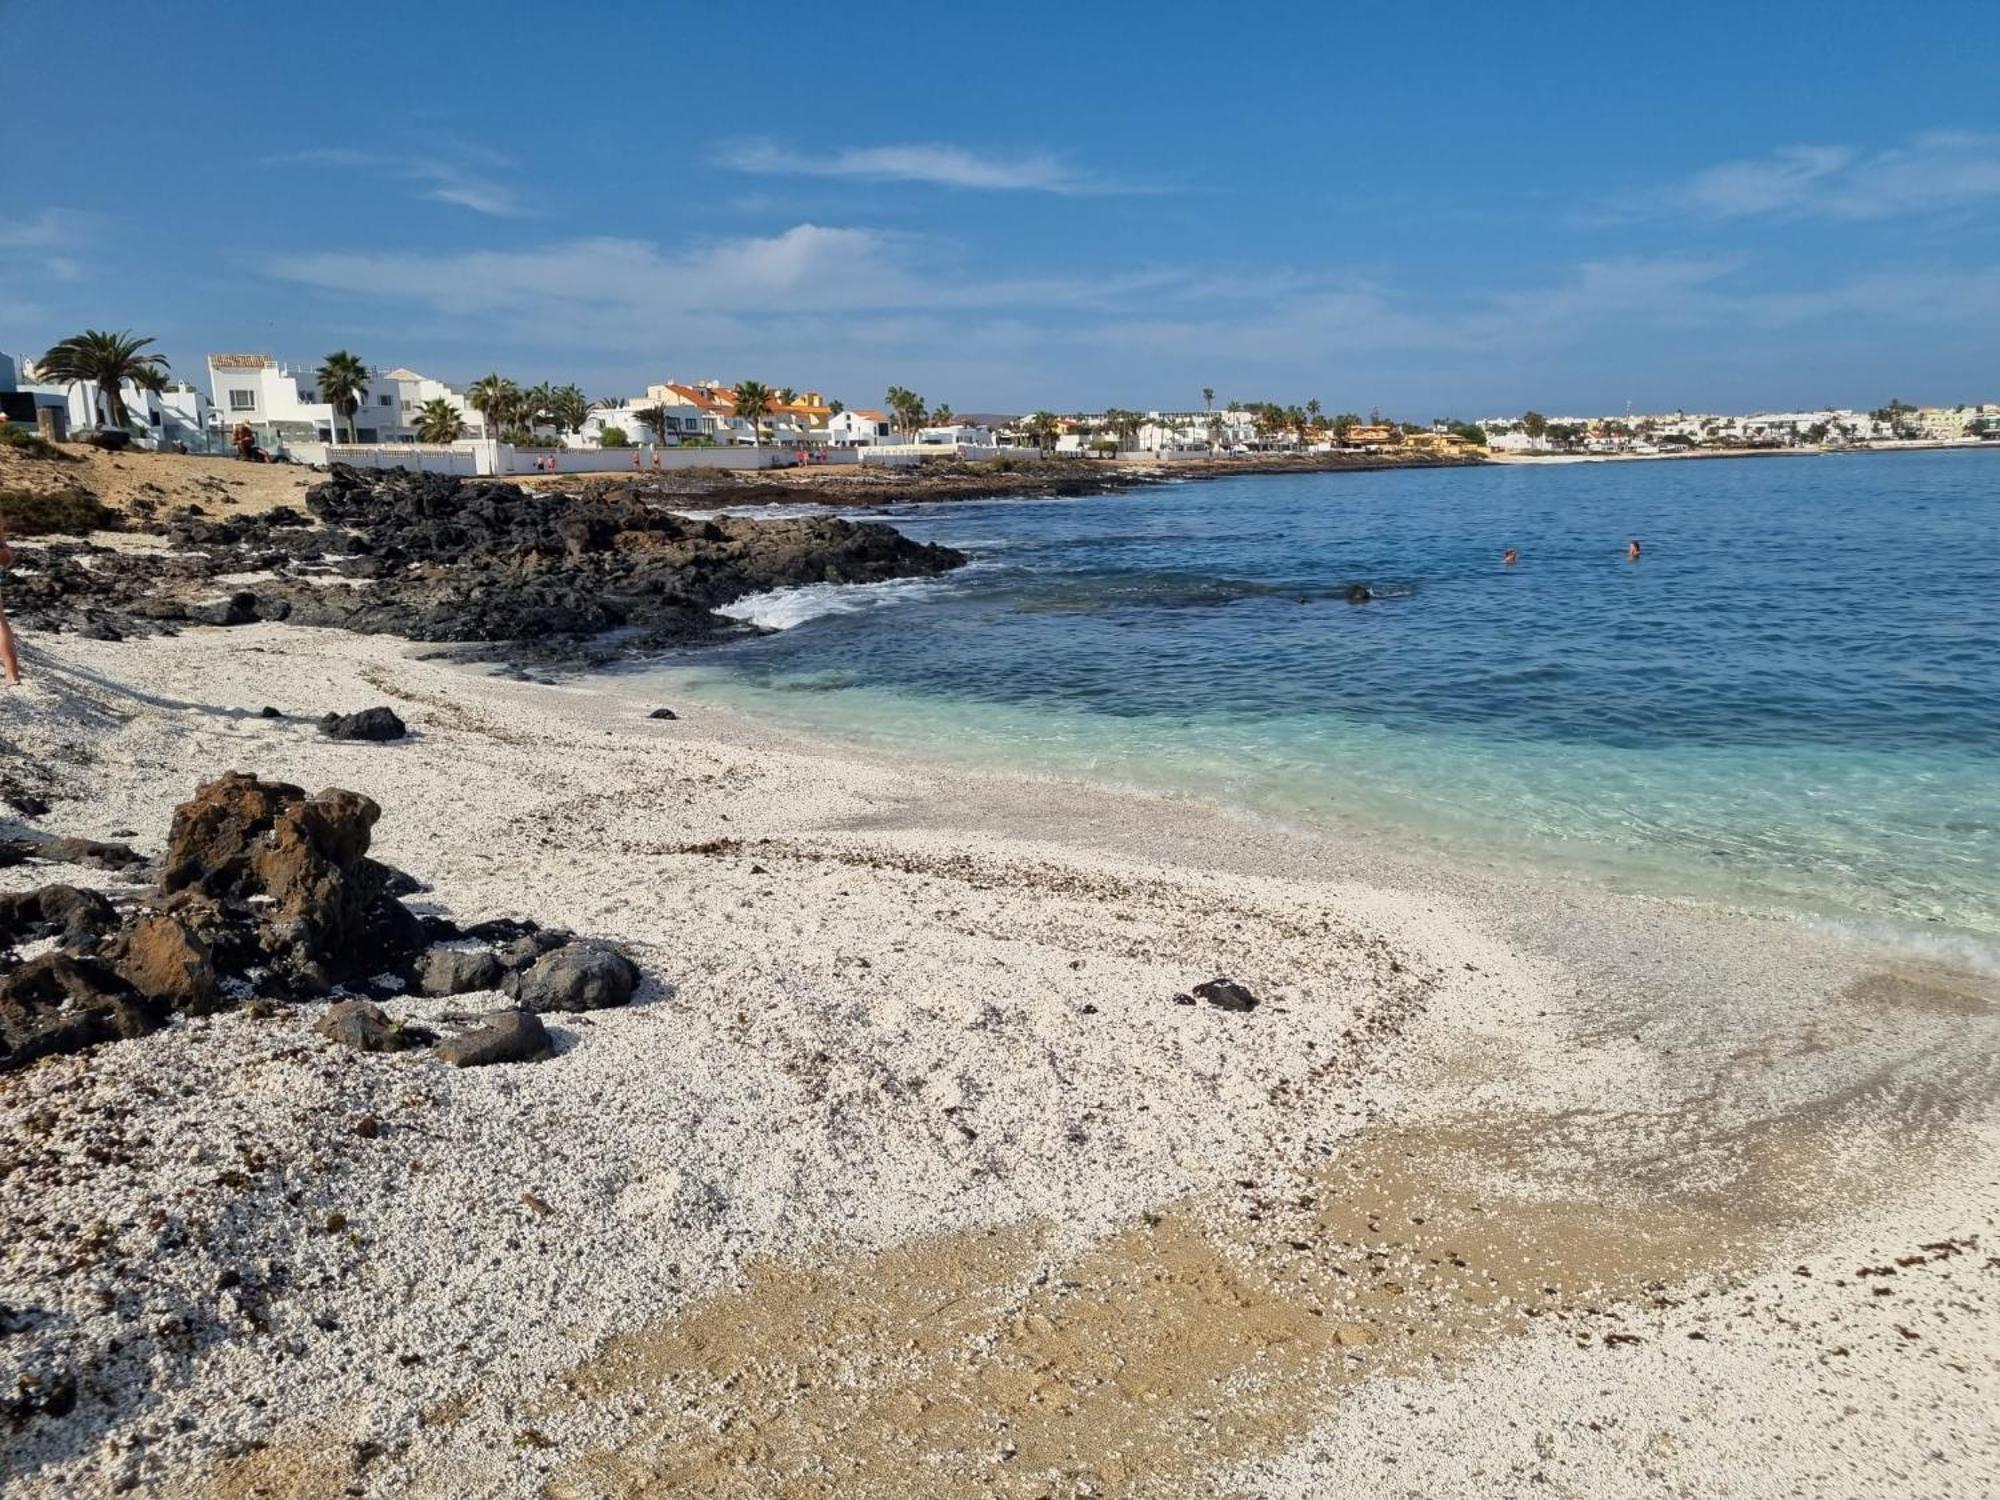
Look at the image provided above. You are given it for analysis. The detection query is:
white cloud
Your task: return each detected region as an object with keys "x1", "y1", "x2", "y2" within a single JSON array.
[
  {"x1": 1629, "y1": 132, "x2": 2000, "y2": 222},
  {"x1": 715, "y1": 140, "x2": 1131, "y2": 194},
  {"x1": 255, "y1": 221, "x2": 2000, "y2": 409},
  {"x1": 0, "y1": 209, "x2": 91, "y2": 251},
  {"x1": 272, "y1": 147, "x2": 526, "y2": 216}
]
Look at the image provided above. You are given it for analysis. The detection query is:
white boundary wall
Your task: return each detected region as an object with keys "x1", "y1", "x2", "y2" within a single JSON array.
[{"x1": 308, "y1": 441, "x2": 987, "y2": 477}]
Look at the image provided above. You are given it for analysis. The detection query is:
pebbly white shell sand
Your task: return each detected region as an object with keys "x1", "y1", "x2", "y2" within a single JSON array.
[{"x1": 0, "y1": 623, "x2": 1994, "y2": 1498}]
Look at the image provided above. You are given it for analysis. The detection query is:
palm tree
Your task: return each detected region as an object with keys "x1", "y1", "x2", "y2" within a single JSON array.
[
  {"x1": 885, "y1": 385, "x2": 927, "y2": 438},
  {"x1": 416, "y1": 398, "x2": 464, "y2": 443},
  {"x1": 1306, "y1": 398, "x2": 1322, "y2": 432},
  {"x1": 37, "y1": 329, "x2": 170, "y2": 431},
  {"x1": 1102, "y1": 408, "x2": 1142, "y2": 452},
  {"x1": 1202, "y1": 386, "x2": 1214, "y2": 413},
  {"x1": 776, "y1": 386, "x2": 797, "y2": 404},
  {"x1": 731, "y1": 380, "x2": 775, "y2": 446},
  {"x1": 550, "y1": 384, "x2": 590, "y2": 435},
  {"x1": 1025, "y1": 410, "x2": 1061, "y2": 454},
  {"x1": 520, "y1": 382, "x2": 555, "y2": 433},
  {"x1": 1207, "y1": 412, "x2": 1226, "y2": 451},
  {"x1": 314, "y1": 350, "x2": 371, "y2": 444},
  {"x1": 930, "y1": 403, "x2": 956, "y2": 428},
  {"x1": 635, "y1": 403, "x2": 675, "y2": 444},
  {"x1": 828, "y1": 398, "x2": 846, "y2": 416},
  {"x1": 467, "y1": 373, "x2": 518, "y2": 439}
]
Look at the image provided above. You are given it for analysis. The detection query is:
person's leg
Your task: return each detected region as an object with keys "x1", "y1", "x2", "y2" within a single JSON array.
[{"x1": 0, "y1": 605, "x2": 20, "y2": 686}]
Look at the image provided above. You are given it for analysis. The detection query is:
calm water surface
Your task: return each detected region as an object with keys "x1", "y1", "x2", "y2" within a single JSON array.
[{"x1": 626, "y1": 451, "x2": 2000, "y2": 953}]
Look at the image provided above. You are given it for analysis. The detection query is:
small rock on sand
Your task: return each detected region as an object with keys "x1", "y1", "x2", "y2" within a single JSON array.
[
  {"x1": 503, "y1": 942, "x2": 640, "y2": 1013},
  {"x1": 314, "y1": 1000, "x2": 420, "y2": 1053},
  {"x1": 1191, "y1": 977, "x2": 1261, "y2": 1013},
  {"x1": 437, "y1": 1009, "x2": 551, "y2": 1067},
  {"x1": 319, "y1": 707, "x2": 408, "y2": 742}
]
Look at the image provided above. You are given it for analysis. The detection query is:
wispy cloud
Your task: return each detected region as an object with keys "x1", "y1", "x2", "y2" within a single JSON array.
[
  {"x1": 714, "y1": 140, "x2": 1136, "y2": 194},
  {"x1": 1614, "y1": 131, "x2": 2000, "y2": 222},
  {"x1": 255, "y1": 222, "x2": 2000, "y2": 409},
  {"x1": 0, "y1": 208, "x2": 93, "y2": 252},
  {"x1": 272, "y1": 147, "x2": 528, "y2": 216}
]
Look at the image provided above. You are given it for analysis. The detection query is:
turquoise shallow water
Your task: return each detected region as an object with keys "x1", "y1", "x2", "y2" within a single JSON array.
[{"x1": 621, "y1": 451, "x2": 2000, "y2": 951}]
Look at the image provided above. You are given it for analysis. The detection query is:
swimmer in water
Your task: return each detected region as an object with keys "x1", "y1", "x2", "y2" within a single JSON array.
[
  {"x1": 1502, "y1": 547, "x2": 1518, "y2": 566},
  {"x1": 1628, "y1": 538, "x2": 1642, "y2": 561}
]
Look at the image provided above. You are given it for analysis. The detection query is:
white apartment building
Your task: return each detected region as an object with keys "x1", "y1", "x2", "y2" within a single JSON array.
[{"x1": 206, "y1": 355, "x2": 476, "y2": 446}]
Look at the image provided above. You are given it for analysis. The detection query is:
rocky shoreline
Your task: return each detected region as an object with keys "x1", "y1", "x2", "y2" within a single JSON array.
[
  {"x1": 573, "y1": 447, "x2": 1488, "y2": 511},
  {"x1": 5, "y1": 465, "x2": 964, "y2": 664}
]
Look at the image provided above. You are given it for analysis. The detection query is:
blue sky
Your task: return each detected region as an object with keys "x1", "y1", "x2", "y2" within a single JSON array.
[{"x1": 4, "y1": 0, "x2": 1998, "y2": 416}]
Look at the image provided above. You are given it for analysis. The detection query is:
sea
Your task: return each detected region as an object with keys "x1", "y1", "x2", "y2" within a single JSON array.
[{"x1": 621, "y1": 450, "x2": 2000, "y2": 964}]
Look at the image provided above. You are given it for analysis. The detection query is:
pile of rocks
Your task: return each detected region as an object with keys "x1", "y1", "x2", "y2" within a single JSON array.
[
  {"x1": 0, "y1": 772, "x2": 642, "y2": 1072},
  {"x1": 262, "y1": 465, "x2": 966, "y2": 651},
  {"x1": 6, "y1": 466, "x2": 965, "y2": 661}
]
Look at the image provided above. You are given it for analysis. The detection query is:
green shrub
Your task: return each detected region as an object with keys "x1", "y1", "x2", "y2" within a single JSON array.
[
  {"x1": 0, "y1": 424, "x2": 80, "y2": 461},
  {"x1": 600, "y1": 426, "x2": 630, "y2": 449},
  {"x1": 0, "y1": 485, "x2": 121, "y2": 535}
]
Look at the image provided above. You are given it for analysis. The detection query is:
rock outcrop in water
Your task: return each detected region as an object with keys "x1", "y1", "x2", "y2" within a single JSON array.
[{"x1": 264, "y1": 467, "x2": 965, "y2": 651}]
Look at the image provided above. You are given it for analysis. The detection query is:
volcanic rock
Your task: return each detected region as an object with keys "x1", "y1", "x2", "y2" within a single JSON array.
[
  {"x1": 415, "y1": 944, "x2": 504, "y2": 997},
  {"x1": 437, "y1": 1009, "x2": 550, "y2": 1067},
  {"x1": 0, "y1": 885, "x2": 117, "y2": 950},
  {"x1": 156, "y1": 772, "x2": 422, "y2": 992},
  {"x1": 0, "y1": 954, "x2": 164, "y2": 1070},
  {"x1": 111, "y1": 903, "x2": 220, "y2": 1013},
  {"x1": 314, "y1": 1000, "x2": 420, "y2": 1053},
  {"x1": 185, "y1": 592, "x2": 261, "y2": 627},
  {"x1": 503, "y1": 942, "x2": 640, "y2": 1013},
  {"x1": 1192, "y1": 977, "x2": 1261, "y2": 1012},
  {"x1": 318, "y1": 707, "x2": 407, "y2": 742}
]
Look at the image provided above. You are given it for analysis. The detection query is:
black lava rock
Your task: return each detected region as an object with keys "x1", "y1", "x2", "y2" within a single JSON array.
[
  {"x1": 1191, "y1": 977, "x2": 1260, "y2": 1013},
  {"x1": 319, "y1": 707, "x2": 408, "y2": 742}
]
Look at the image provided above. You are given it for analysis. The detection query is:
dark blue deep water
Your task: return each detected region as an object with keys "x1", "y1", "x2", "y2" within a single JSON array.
[{"x1": 635, "y1": 450, "x2": 2000, "y2": 948}]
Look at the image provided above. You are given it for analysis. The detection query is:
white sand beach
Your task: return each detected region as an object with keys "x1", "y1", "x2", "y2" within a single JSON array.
[{"x1": 2, "y1": 624, "x2": 1995, "y2": 1499}]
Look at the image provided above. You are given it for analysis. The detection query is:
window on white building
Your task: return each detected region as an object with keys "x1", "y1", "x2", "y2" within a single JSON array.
[
  {"x1": 228, "y1": 390, "x2": 257, "y2": 411},
  {"x1": 379, "y1": 394, "x2": 392, "y2": 406}
]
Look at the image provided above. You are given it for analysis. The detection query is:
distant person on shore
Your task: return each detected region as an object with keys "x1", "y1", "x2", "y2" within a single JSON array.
[
  {"x1": 1628, "y1": 538, "x2": 1643, "y2": 561},
  {"x1": 1503, "y1": 547, "x2": 1518, "y2": 566},
  {"x1": 0, "y1": 512, "x2": 22, "y2": 686}
]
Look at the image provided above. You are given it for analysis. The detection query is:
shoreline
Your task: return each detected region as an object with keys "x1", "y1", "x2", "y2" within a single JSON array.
[
  {"x1": 2, "y1": 624, "x2": 1995, "y2": 1497},
  {"x1": 1486, "y1": 438, "x2": 2000, "y2": 466}
]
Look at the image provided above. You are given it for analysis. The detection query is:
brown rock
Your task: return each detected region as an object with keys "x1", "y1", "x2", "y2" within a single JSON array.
[
  {"x1": 113, "y1": 907, "x2": 219, "y2": 1013},
  {"x1": 154, "y1": 773, "x2": 416, "y2": 993}
]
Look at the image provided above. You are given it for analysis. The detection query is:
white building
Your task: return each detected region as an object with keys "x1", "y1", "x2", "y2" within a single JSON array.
[
  {"x1": 578, "y1": 398, "x2": 707, "y2": 447},
  {"x1": 916, "y1": 422, "x2": 997, "y2": 447},
  {"x1": 206, "y1": 354, "x2": 477, "y2": 447},
  {"x1": 827, "y1": 409, "x2": 893, "y2": 446},
  {"x1": 1914, "y1": 404, "x2": 2000, "y2": 440},
  {"x1": 3, "y1": 354, "x2": 213, "y2": 449}
]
